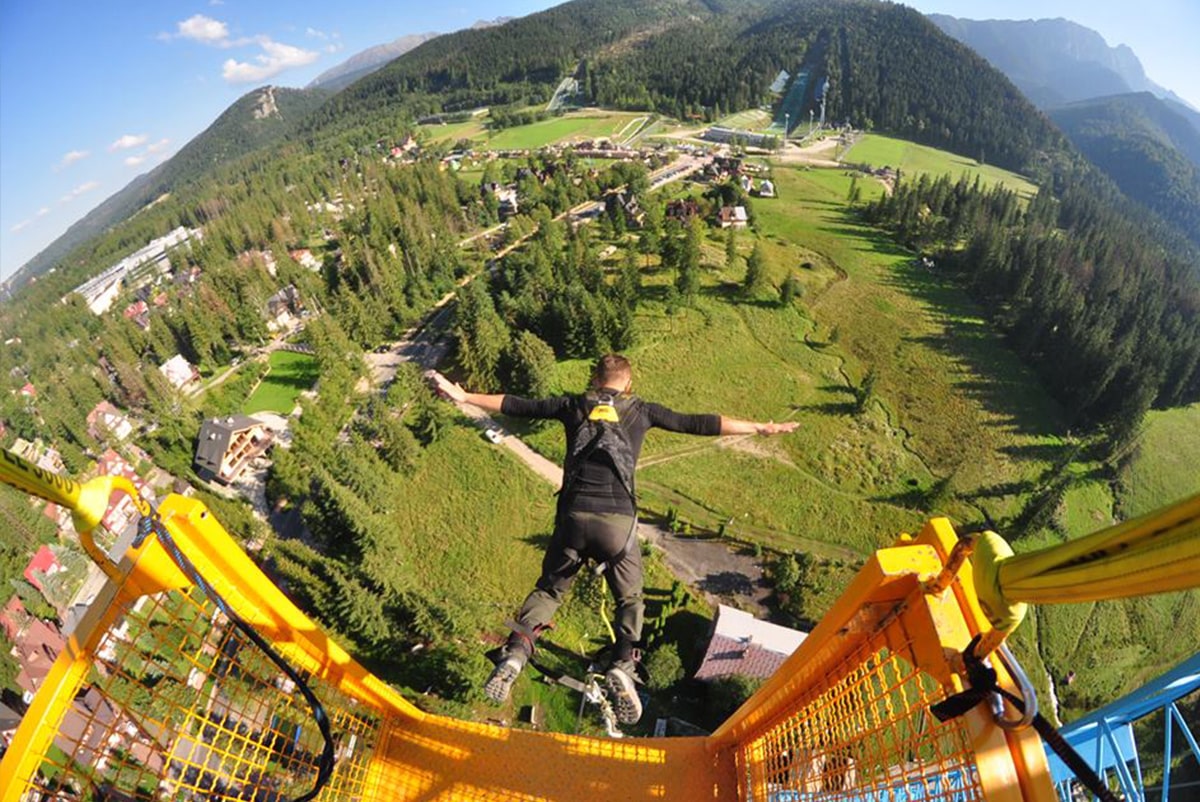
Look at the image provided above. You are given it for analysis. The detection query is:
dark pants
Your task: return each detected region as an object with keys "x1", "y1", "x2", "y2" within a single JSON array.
[{"x1": 510, "y1": 510, "x2": 642, "y2": 664}]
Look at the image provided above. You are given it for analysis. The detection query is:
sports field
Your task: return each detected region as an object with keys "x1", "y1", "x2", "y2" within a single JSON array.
[
  {"x1": 843, "y1": 134, "x2": 1039, "y2": 197},
  {"x1": 242, "y1": 350, "x2": 319, "y2": 414},
  {"x1": 419, "y1": 109, "x2": 645, "y2": 150}
]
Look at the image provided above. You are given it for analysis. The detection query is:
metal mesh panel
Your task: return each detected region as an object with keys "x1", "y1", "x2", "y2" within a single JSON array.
[
  {"x1": 739, "y1": 638, "x2": 984, "y2": 802},
  {"x1": 15, "y1": 585, "x2": 381, "y2": 801}
]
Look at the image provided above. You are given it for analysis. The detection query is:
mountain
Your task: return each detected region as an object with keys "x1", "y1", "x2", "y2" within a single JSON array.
[
  {"x1": 306, "y1": 20, "x2": 516, "y2": 94},
  {"x1": 9, "y1": 85, "x2": 327, "y2": 289},
  {"x1": 307, "y1": 33, "x2": 441, "y2": 93},
  {"x1": 1051, "y1": 92, "x2": 1200, "y2": 244},
  {"x1": 319, "y1": 0, "x2": 1066, "y2": 174},
  {"x1": 9, "y1": 0, "x2": 1113, "y2": 288},
  {"x1": 927, "y1": 15, "x2": 1181, "y2": 109}
]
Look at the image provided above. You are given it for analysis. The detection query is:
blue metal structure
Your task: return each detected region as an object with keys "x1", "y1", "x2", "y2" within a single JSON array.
[{"x1": 1048, "y1": 653, "x2": 1200, "y2": 802}]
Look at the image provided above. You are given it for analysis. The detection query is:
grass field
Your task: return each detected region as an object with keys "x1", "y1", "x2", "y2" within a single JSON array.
[
  {"x1": 843, "y1": 134, "x2": 1039, "y2": 197},
  {"x1": 242, "y1": 351, "x2": 319, "y2": 414},
  {"x1": 716, "y1": 109, "x2": 773, "y2": 131},
  {"x1": 1116, "y1": 403, "x2": 1200, "y2": 518},
  {"x1": 419, "y1": 109, "x2": 645, "y2": 150}
]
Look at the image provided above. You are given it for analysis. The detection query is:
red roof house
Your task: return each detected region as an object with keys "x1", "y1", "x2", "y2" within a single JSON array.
[
  {"x1": 23, "y1": 545, "x2": 61, "y2": 594},
  {"x1": 694, "y1": 604, "x2": 807, "y2": 682}
]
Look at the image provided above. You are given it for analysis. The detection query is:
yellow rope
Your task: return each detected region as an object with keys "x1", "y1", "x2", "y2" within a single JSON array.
[{"x1": 998, "y1": 493, "x2": 1200, "y2": 604}]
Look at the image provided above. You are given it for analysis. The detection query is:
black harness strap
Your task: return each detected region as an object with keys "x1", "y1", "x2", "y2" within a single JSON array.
[{"x1": 930, "y1": 636, "x2": 1121, "y2": 802}]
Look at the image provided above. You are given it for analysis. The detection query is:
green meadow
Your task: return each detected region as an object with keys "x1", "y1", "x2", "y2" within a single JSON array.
[
  {"x1": 242, "y1": 350, "x2": 320, "y2": 415},
  {"x1": 420, "y1": 109, "x2": 645, "y2": 150},
  {"x1": 844, "y1": 133, "x2": 1039, "y2": 197}
]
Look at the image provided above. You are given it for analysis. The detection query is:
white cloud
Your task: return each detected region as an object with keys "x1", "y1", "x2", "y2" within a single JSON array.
[
  {"x1": 210, "y1": 0, "x2": 225, "y2": 5},
  {"x1": 222, "y1": 38, "x2": 319, "y2": 83},
  {"x1": 11, "y1": 219, "x2": 31, "y2": 233},
  {"x1": 178, "y1": 14, "x2": 229, "y2": 45},
  {"x1": 37, "y1": 207, "x2": 50, "y2": 217},
  {"x1": 306, "y1": 27, "x2": 328, "y2": 40},
  {"x1": 125, "y1": 155, "x2": 147, "y2": 168},
  {"x1": 60, "y1": 181, "x2": 100, "y2": 203},
  {"x1": 56, "y1": 149, "x2": 90, "y2": 170},
  {"x1": 146, "y1": 138, "x2": 171, "y2": 153},
  {"x1": 110, "y1": 134, "x2": 148, "y2": 151}
]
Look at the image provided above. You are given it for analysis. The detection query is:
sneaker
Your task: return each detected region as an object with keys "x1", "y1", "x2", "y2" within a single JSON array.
[
  {"x1": 484, "y1": 655, "x2": 524, "y2": 704},
  {"x1": 605, "y1": 662, "x2": 643, "y2": 725}
]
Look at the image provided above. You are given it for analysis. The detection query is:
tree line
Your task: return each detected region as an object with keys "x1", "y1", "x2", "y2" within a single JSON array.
[{"x1": 859, "y1": 170, "x2": 1200, "y2": 449}]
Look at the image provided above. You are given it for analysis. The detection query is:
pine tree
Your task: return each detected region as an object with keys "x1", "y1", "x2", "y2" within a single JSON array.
[{"x1": 743, "y1": 241, "x2": 768, "y2": 296}]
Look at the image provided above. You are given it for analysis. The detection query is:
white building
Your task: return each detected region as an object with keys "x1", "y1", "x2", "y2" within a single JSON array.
[{"x1": 159, "y1": 354, "x2": 200, "y2": 391}]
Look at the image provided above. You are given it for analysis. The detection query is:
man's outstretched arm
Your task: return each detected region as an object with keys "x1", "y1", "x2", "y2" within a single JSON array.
[
  {"x1": 719, "y1": 416, "x2": 799, "y2": 436},
  {"x1": 431, "y1": 374, "x2": 506, "y2": 413}
]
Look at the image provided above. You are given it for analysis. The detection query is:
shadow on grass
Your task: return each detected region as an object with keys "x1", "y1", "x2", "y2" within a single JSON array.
[
  {"x1": 881, "y1": 260, "x2": 1063, "y2": 438},
  {"x1": 520, "y1": 531, "x2": 554, "y2": 550},
  {"x1": 698, "y1": 571, "x2": 758, "y2": 598},
  {"x1": 823, "y1": 225, "x2": 915, "y2": 259},
  {"x1": 794, "y1": 401, "x2": 857, "y2": 416}
]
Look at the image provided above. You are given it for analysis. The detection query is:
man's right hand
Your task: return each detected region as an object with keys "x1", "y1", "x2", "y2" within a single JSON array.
[{"x1": 432, "y1": 373, "x2": 467, "y2": 403}]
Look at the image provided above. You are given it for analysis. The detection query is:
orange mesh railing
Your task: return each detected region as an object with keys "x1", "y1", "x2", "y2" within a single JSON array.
[{"x1": 13, "y1": 446, "x2": 1183, "y2": 800}]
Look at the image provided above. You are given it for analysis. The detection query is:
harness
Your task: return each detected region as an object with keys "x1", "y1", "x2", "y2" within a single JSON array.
[{"x1": 558, "y1": 390, "x2": 643, "y2": 573}]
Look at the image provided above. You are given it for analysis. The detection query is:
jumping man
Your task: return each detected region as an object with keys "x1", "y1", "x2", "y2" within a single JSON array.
[{"x1": 433, "y1": 354, "x2": 798, "y2": 724}]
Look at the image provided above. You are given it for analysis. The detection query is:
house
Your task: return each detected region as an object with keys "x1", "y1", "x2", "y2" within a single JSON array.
[
  {"x1": 23, "y1": 545, "x2": 62, "y2": 595},
  {"x1": 95, "y1": 448, "x2": 149, "y2": 534},
  {"x1": 14, "y1": 617, "x2": 65, "y2": 704},
  {"x1": 718, "y1": 206, "x2": 749, "y2": 229},
  {"x1": 159, "y1": 354, "x2": 200, "y2": 391},
  {"x1": 666, "y1": 199, "x2": 701, "y2": 222},
  {"x1": 18, "y1": 382, "x2": 36, "y2": 399},
  {"x1": 694, "y1": 604, "x2": 807, "y2": 682},
  {"x1": 265, "y1": 285, "x2": 303, "y2": 331},
  {"x1": 87, "y1": 400, "x2": 134, "y2": 442},
  {"x1": 605, "y1": 190, "x2": 645, "y2": 229},
  {"x1": 482, "y1": 182, "x2": 521, "y2": 219},
  {"x1": 10, "y1": 438, "x2": 65, "y2": 475},
  {"x1": 55, "y1": 686, "x2": 120, "y2": 771},
  {"x1": 758, "y1": 179, "x2": 776, "y2": 198},
  {"x1": 739, "y1": 174, "x2": 754, "y2": 193},
  {"x1": 288, "y1": 248, "x2": 322, "y2": 272},
  {"x1": 194, "y1": 415, "x2": 274, "y2": 484}
]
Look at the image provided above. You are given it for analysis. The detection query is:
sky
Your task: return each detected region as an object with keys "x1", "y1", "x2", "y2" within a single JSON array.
[{"x1": 1, "y1": 1, "x2": 1197, "y2": 283}]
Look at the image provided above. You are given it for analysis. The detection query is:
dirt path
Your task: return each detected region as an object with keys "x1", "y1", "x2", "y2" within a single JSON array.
[{"x1": 640, "y1": 523, "x2": 770, "y2": 616}]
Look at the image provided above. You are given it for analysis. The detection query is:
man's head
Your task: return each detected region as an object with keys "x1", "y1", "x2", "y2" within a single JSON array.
[{"x1": 590, "y1": 353, "x2": 632, "y2": 393}]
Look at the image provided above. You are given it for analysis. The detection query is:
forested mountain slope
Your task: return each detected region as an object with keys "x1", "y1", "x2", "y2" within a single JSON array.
[
  {"x1": 313, "y1": 0, "x2": 1067, "y2": 174},
  {"x1": 1050, "y1": 93, "x2": 1200, "y2": 245}
]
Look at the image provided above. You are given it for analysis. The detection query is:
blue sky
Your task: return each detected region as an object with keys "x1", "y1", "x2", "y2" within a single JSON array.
[{"x1": 1, "y1": 1, "x2": 1196, "y2": 282}]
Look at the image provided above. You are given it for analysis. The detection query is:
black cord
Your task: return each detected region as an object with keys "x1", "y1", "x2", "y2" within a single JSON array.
[
  {"x1": 139, "y1": 515, "x2": 335, "y2": 802},
  {"x1": 930, "y1": 635, "x2": 1121, "y2": 802}
]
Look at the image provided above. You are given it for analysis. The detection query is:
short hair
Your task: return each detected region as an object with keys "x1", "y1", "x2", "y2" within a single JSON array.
[{"x1": 590, "y1": 353, "x2": 632, "y2": 390}]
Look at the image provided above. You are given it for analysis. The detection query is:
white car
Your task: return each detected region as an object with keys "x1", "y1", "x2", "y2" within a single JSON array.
[{"x1": 484, "y1": 428, "x2": 504, "y2": 445}]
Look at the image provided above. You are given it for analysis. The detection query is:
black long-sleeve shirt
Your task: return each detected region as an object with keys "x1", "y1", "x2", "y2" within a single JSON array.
[{"x1": 500, "y1": 392, "x2": 721, "y2": 515}]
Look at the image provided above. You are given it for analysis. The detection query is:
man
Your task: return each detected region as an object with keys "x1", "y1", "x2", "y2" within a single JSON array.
[{"x1": 433, "y1": 354, "x2": 797, "y2": 724}]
